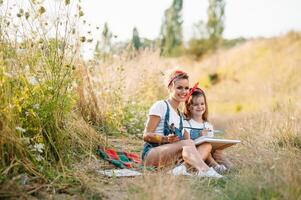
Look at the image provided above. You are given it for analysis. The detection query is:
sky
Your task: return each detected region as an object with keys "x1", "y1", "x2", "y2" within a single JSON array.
[
  {"x1": 4, "y1": 0, "x2": 300, "y2": 59},
  {"x1": 80, "y1": 0, "x2": 301, "y2": 42}
]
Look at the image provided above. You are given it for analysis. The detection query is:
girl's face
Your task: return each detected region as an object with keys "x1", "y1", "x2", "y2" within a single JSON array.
[
  {"x1": 190, "y1": 95, "x2": 206, "y2": 119},
  {"x1": 169, "y1": 79, "x2": 189, "y2": 102}
]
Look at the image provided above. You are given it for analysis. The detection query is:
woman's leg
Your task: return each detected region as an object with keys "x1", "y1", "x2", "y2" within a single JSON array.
[
  {"x1": 182, "y1": 146, "x2": 209, "y2": 171},
  {"x1": 144, "y1": 139, "x2": 209, "y2": 171}
]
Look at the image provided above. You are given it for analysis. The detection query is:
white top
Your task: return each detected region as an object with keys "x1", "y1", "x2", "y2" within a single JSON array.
[
  {"x1": 183, "y1": 119, "x2": 214, "y2": 137},
  {"x1": 147, "y1": 100, "x2": 183, "y2": 136}
]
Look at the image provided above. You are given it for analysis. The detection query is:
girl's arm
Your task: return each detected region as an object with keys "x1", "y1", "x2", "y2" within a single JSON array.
[
  {"x1": 143, "y1": 115, "x2": 179, "y2": 144},
  {"x1": 201, "y1": 122, "x2": 214, "y2": 137},
  {"x1": 206, "y1": 123, "x2": 214, "y2": 137}
]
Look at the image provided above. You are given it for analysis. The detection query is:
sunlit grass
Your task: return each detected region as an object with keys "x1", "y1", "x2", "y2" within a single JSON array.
[
  {"x1": 0, "y1": 0, "x2": 301, "y2": 198},
  {"x1": 0, "y1": 0, "x2": 95, "y2": 182},
  {"x1": 73, "y1": 32, "x2": 301, "y2": 199}
]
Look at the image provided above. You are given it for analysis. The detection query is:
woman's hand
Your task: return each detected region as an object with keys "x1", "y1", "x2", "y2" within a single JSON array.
[{"x1": 165, "y1": 134, "x2": 180, "y2": 143}]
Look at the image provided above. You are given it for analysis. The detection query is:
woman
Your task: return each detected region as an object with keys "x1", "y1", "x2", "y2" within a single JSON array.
[{"x1": 141, "y1": 70, "x2": 222, "y2": 178}]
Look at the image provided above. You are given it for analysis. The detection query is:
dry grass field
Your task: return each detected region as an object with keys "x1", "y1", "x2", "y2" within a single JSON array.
[
  {"x1": 68, "y1": 32, "x2": 301, "y2": 200},
  {"x1": 1, "y1": 3, "x2": 300, "y2": 197}
]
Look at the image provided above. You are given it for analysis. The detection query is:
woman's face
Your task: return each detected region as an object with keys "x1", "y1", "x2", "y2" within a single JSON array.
[
  {"x1": 190, "y1": 95, "x2": 206, "y2": 119},
  {"x1": 169, "y1": 78, "x2": 189, "y2": 102}
]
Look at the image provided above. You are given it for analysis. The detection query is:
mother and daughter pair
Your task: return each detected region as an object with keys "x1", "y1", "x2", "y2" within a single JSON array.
[{"x1": 141, "y1": 70, "x2": 232, "y2": 178}]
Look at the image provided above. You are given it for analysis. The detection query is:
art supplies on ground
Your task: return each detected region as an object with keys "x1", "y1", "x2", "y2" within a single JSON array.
[{"x1": 97, "y1": 169, "x2": 142, "y2": 177}]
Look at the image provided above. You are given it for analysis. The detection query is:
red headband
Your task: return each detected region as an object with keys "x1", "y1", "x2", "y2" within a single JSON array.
[
  {"x1": 186, "y1": 82, "x2": 204, "y2": 100},
  {"x1": 167, "y1": 70, "x2": 187, "y2": 87}
]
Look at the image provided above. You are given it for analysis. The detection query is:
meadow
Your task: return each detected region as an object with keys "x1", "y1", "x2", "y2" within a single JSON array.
[
  {"x1": 70, "y1": 32, "x2": 301, "y2": 200},
  {"x1": 1, "y1": 1, "x2": 301, "y2": 199}
]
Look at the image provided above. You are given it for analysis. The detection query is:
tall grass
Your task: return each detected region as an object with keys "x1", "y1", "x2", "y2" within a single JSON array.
[
  {"x1": 76, "y1": 49, "x2": 179, "y2": 137},
  {"x1": 0, "y1": 0, "x2": 104, "y2": 183},
  {"x1": 1, "y1": 0, "x2": 300, "y2": 198}
]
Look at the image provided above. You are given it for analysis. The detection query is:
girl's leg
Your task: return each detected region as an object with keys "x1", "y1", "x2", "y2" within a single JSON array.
[
  {"x1": 144, "y1": 139, "x2": 209, "y2": 171},
  {"x1": 212, "y1": 150, "x2": 233, "y2": 169},
  {"x1": 196, "y1": 143, "x2": 212, "y2": 160},
  {"x1": 206, "y1": 153, "x2": 219, "y2": 167}
]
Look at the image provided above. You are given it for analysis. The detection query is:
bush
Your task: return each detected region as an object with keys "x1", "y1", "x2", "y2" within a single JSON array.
[{"x1": 186, "y1": 39, "x2": 213, "y2": 59}]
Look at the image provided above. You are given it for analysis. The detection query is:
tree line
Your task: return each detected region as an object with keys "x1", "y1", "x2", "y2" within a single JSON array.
[{"x1": 95, "y1": 0, "x2": 235, "y2": 59}]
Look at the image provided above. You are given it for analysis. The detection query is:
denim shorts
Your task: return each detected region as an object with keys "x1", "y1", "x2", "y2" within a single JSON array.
[{"x1": 141, "y1": 142, "x2": 159, "y2": 161}]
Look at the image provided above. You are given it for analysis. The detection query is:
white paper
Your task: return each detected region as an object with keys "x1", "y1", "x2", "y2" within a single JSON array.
[
  {"x1": 194, "y1": 136, "x2": 241, "y2": 150},
  {"x1": 97, "y1": 169, "x2": 142, "y2": 177}
]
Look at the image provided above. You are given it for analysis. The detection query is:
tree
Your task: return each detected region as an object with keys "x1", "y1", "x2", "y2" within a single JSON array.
[
  {"x1": 207, "y1": 0, "x2": 225, "y2": 50},
  {"x1": 131, "y1": 27, "x2": 141, "y2": 50},
  {"x1": 95, "y1": 22, "x2": 112, "y2": 59},
  {"x1": 101, "y1": 22, "x2": 112, "y2": 53},
  {"x1": 160, "y1": 0, "x2": 183, "y2": 56},
  {"x1": 187, "y1": 0, "x2": 225, "y2": 59}
]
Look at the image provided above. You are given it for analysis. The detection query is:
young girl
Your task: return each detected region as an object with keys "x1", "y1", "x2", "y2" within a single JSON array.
[
  {"x1": 184, "y1": 84, "x2": 231, "y2": 174},
  {"x1": 142, "y1": 71, "x2": 222, "y2": 178}
]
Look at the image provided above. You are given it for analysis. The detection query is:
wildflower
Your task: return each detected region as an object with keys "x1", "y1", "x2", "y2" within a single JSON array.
[
  {"x1": 21, "y1": 137, "x2": 30, "y2": 145},
  {"x1": 71, "y1": 81, "x2": 78, "y2": 89},
  {"x1": 80, "y1": 36, "x2": 86, "y2": 42},
  {"x1": 79, "y1": 10, "x2": 84, "y2": 17},
  {"x1": 35, "y1": 154, "x2": 44, "y2": 161},
  {"x1": 3, "y1": 72, "x2": 13, "y2": 78},
  {"x1": 27, "y1": 76, "x2": 38, "y2": 85},
  {"x1": 34, "y1": 143, "x2": 44, "y2": 153},
  {"x1": 33, "y1": 104, "x2": 40, "y2": 109},
  {"x1": 16, "y1": 126, "x2": 26, "y2": 133},
  {"x1": 38, "y1": 6, "x2": 46, "y2": 15},
  {"x1": 25, "y1": 12, "x2": 30, "y2": 20},
  {"x1": 25, "y1": 65, "x2": 30, "y2": 72},
  {"x1": 91, "y1": 76, "x2": 99, "y2": 82}
]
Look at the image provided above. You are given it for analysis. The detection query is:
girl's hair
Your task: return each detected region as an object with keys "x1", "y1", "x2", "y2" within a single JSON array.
[
  {"x1": 167, "y1": 70, "x2": 189, "y2": 88},
  {"x1": 184, "y1": 88, "x2": 208, "y2": 121}
]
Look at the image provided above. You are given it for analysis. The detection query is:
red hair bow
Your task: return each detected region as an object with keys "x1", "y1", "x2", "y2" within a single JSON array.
[{"x1": 186, "y1": 82, "x2": 204, "y2": 100}]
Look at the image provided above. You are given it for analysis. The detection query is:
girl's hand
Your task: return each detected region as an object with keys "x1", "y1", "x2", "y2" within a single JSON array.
[{"x1": 201, "y1": 129, "x2": 209, "y2": 136}]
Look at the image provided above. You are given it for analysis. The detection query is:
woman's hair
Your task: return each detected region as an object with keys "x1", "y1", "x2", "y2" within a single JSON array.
[
  {"x1": 167, "y1": 70, "x2": 189, "y2": 88},
  {"x1": 184, "y1": 88, "x2": 208, "y2": 121}
]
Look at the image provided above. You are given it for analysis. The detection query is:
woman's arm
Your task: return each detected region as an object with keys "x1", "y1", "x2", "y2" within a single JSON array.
[
  {"x1": 183, "y1": 129, "x2": 190, "y2": 140},
  {"x1": 143, "y1": 115, "x2": 179, "y2": 144}
]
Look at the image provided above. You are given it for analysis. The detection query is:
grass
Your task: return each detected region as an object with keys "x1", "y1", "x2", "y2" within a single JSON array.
[
  {"x1": 114, "y1": 108, "x2": 301, "y2": 200},
  {"x1": 1, "y1": 0, "x2": 301, "y2": 199},
  {"x1": 0, "y1": 0, "x2": 104, "y2": 191},
  {"x1": 65, "y1": 31, "x2": 301, "y2": 199}
]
